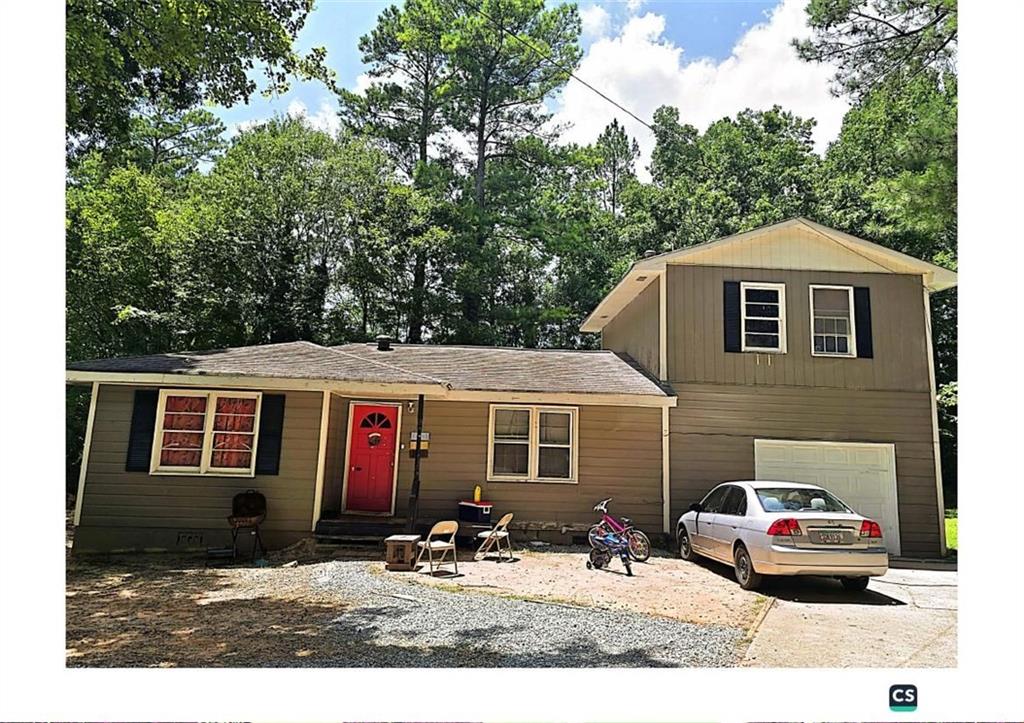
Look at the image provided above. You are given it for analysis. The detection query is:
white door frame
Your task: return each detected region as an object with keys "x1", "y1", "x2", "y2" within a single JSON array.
[
  {"x1": 754, "y1": 439, "x2": 901, "y2": 556},
  {"x1": 340, "y1": 400, "x2": 403, "y2": 516}
]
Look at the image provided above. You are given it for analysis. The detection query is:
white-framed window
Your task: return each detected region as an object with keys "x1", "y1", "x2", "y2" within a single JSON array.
[
  {"x1": 741, "y1": 281, "x2": 787, "y2": 353},
  {"x1": 809, "y1": 284, "x2": 857, "y2": 357},
  {"x1": 487, "y1": 405, "x2": 578, "y2": 483},
  {"x1": 151, "y1": 389, "x2": 263, "y2": 476}
]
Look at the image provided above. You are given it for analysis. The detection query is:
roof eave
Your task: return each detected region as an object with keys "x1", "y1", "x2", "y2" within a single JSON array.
[{"x1": 64, "y1": 369, "x2": 447, "y2": 396}]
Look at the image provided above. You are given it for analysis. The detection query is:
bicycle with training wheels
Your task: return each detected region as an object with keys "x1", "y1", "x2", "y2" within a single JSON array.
[{"x1": 588, "y1": 497, "x2": 651, "y2": 562}]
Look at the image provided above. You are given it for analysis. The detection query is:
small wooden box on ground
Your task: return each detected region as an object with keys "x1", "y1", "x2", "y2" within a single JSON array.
[{"x1": 384, "y1": 534, "x2": 422, "y2": 571}]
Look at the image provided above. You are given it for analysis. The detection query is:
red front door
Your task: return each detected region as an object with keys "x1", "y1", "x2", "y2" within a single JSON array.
[{"x1": 344, "y1": 404, "x2": 399, "y2": 513}]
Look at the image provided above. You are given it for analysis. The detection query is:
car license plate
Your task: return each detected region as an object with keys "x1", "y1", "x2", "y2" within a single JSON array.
[{"x1": 818, "y1": 531, "x2": 844, "y2": 544}]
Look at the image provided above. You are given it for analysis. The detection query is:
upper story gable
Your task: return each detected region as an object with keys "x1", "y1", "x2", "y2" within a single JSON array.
[{"x1": 585, "y1": 218, "x2": 957, "y2": 392}]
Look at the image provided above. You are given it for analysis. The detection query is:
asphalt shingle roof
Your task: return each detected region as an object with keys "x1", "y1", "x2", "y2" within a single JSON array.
[
  {"x1": 67, "y1": 340, "x2": 671, "y2": 398},
  {"x1": 65, "y1": 341, "x2": 444, "y2": 386},
  {"x1": 333, "y1": 343, "x2": 669, "y2": 397}
]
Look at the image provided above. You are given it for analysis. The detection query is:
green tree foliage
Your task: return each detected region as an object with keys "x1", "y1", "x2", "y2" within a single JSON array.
[
  {"x1": 121, "y1": 102, "x2": 228, "y2": 179},
  {"x1": 594, "y1": 118, "x2": 640, "y2": 216},
  {"x1": 445, "y1": 0, "x2": 581, "y2": 340},
  {"x1": 340, "y1": 0, "x2": 454, "y2": 175},
  {"x1": 624, "y1": 105, "x2": 820, "y2": 252},
  {"x1": 66, "y1": 0, "x2": 332, "y2": 152},
  {"x1": 795, "y1": 0, "x2": 957, "y2": 97},
  {"x1": 339, "y1": 0, "x2": 461, "y2": 342}
]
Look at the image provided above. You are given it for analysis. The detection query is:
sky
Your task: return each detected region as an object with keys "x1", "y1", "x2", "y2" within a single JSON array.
[{"x1": 212, "y1": 0, "x2": 848, "y2": 179}]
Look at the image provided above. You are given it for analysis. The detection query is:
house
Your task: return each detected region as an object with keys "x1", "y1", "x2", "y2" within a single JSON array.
[{"x1": 66, "y1": 217, "x2": 956, "y2": 558}]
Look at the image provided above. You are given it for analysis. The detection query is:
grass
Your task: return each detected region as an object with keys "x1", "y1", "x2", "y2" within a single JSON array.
[{"x1": 945, "y1": 509, "x2": 958, "y2": 551}]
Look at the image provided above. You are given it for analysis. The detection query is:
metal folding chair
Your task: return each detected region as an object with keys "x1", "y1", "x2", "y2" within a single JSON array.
[
  {"x1": 416, "y1": 520, "x2": 459, "y2": 575},
  {"x1": 474, "y1": 512, "x2": 514, "y2": 562}
]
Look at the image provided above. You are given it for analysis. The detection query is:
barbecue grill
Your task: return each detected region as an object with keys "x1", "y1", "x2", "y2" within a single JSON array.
[{"x1": 228, "y1": 489, "x2": 266, "y2": 560}]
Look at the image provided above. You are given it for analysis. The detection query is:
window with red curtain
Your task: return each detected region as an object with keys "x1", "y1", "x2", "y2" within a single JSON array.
[
  {"x1": 153, "y1": 391, "x2": 262, "y2": 474},
  {"x1": 210, "y1": 396, "x2": 257, "y2": 469},
  {"x1": 159, "y1": 395, "x2": 207, "y2": 467}
]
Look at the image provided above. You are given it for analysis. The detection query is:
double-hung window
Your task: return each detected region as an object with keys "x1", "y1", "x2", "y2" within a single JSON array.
[
  {"x1": 151, "y1": 389, "x2": 262, "y2": 476},
  {"x1": 741, "y1": 282, "x2": 787, "y2": 353},
  {"x1": 810, "y1": 285, "x2": 856, "y2": 357},
  {"x1": 488, "y1": 405, "x2": 578, "y2": 483}
]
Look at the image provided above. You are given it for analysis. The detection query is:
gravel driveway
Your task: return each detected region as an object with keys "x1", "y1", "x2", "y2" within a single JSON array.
[
  {"x1": 66, "y1": 549, "x2": 747, "y2": 667},
  {"x1": 307, "y1": 561, "x2": 746, "y2": 667}
]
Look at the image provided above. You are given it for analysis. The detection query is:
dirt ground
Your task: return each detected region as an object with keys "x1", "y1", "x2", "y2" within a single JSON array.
[
  {"x1": 66, "y1": 549, "x2": 359, "y2": 667},
  {"x1": 397, "y1": 545, "x2": 766, "y2": 628},
  {"x1": 66, "y1": 527, "x2": 955, "y2": 668}
]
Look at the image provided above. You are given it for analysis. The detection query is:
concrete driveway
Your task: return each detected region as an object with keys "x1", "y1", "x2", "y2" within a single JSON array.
[{"x1": 743, "y1": 568, "x2": 957, "y2": 667}]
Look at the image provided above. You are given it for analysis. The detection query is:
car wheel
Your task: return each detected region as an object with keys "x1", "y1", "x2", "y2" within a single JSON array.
[
  {"x1": 840, "y1": 576, "x2": 870, "y2": 592},
  {"x1": 733, "y1": 544, "x2": 763, "y2": 591},
  {"x1": 677, "y1": 526, "x2": 696, "y2": 561}
]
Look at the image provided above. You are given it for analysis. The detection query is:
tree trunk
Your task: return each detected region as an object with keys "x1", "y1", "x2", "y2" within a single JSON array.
[
  {"x1": 407, "y1": 98, "x2": 432, "y2": 344},
  {"x1": 407, "y1": 249, "x2": 427, "y2": 343},
  {"x1": 460, "y1": 101, "x2": 489, "y2": 337}
]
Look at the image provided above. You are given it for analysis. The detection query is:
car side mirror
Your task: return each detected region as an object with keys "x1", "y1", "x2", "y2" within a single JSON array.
[{"x1": 688, "y1": 502, "x2": 703, "y2": 513}]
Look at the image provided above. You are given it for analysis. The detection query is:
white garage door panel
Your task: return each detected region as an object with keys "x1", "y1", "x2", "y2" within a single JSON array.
[{"x1": 754, "y1": 440, "x2": 900, "y2": 556}]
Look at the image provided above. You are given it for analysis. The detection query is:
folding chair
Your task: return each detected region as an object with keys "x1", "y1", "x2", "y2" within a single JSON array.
[
  {"x1": 416, "y1": 520, "x2": 459, "y2": 575},
  {"x1": 474, "y1": 512, "x2": 514, "y2": 562}
]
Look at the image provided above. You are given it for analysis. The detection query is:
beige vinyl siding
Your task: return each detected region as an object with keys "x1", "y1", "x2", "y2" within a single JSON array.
[
  {"x1": 666, "y1": 265, "x2": 930, "y2": 391},
  {"x1": 667, "y1": 383, "x2": 940, "y2": 557},
  {"x1": 75, "y1": 384, "x2": 323, "y2": 551},
  {"x1": 601, "y1": 276, "x2": 660, "y2": 377},
  {"x1": 320, "y1": 399, "x2": 664, "y2": 532},
  {"x1": 669, "y1": 221, "x2": 913, "y2": 274}
]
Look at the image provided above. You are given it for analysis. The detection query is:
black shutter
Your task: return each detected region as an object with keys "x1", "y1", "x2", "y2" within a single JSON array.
[
  {"x1": 255, "y1": 394, "x2": 286, "y2": 475},
  {"x1": 125, "y1": 389, "x2": 158, "y2": 471},
  {"x1": 724, "y1": 281, "x2": 742, "y2": 353},
  {"x1": 853, "y1": 286, "x2": 874, "y2": 358}
]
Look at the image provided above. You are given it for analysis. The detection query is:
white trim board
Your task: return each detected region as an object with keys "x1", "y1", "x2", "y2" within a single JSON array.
[
  {"x1": 72, "y1": 382, "x2": 100, "y2": 526},
  {"x1": 310, "y1": 391, "x2": 332, "y2": 530},
  {"x1": 65, "y1": 371, "x2": 675, "y2": 408}
]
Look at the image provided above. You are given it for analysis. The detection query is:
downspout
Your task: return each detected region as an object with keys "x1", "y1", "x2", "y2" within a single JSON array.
[
  {"x1": 660, "y1": 270, "x2": 671, "y2": 536},
  {"x1": 406, "y1": 393, "x2": 426, "y2": 533},
  {"x1": 662, "y1": 405, "x2": 671, "y2": 535}
]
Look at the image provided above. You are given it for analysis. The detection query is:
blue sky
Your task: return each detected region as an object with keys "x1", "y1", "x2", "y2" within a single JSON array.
[{"x1": 212, "y1": 0, "x2": 846, "y2": 175}]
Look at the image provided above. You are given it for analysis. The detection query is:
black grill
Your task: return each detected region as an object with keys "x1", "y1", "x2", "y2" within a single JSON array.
[{"x1": 227, "y1": 489, "x2": 266, "y2": 560}]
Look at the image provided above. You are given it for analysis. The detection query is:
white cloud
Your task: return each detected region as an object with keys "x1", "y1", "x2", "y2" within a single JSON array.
[
  {"x1": 551, "y1": 0, "x2": 848, "y2": 180},
  {"x1": 286, "y1": 98, "x2": 341, "y2": 136},
  {"x1": 580, "y1": 4, "x2": 611, "y2": 39},
  {"x1": 626, "y1": 0, "x2": 645, "y2": 14}
]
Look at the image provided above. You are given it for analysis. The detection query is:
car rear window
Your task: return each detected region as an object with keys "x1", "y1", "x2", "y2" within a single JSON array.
[{"x1": 755, "y1": 487, "x2": 851, "y2": 513}]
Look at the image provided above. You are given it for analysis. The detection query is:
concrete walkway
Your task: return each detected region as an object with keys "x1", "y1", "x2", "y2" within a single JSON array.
[{"x1": 743, "y1": 568, "x2": 957, "y2": 667}]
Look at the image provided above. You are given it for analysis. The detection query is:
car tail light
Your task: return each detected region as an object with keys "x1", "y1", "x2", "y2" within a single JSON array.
[
  {"x1": 766, "y1": 518, "x2": 803, "y2": 536},
  {"x1": 859, "y1": 519, "x2": 883, "y2": 538}
]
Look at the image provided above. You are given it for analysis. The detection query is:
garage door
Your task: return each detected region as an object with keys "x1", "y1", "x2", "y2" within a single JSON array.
[{"x1": 754, "y1": 440, "x2": 900, "y2": 556}]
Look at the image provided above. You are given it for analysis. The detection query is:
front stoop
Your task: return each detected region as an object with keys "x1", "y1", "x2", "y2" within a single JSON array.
[{"x1": 314, "y1": 516, "x2": 408, "y2": 543}]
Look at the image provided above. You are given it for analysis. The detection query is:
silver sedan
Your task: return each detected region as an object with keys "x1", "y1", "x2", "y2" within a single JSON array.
[{"x1": 676, "y1": 481, "x2": 889, "y2": 591}]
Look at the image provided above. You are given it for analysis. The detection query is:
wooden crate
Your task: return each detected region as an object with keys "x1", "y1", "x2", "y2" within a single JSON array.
[{"x1": 384, "y1": 534, "x2": 421, "y2": 571}]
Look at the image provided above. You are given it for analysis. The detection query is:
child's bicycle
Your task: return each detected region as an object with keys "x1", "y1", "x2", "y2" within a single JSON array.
[
  {"x1": 588, "y1": 498, "x2": 652, "y2": 562},
  {"x1": 586, "y1": 528, "x2": 633, "y2": 576}
]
